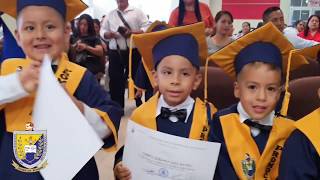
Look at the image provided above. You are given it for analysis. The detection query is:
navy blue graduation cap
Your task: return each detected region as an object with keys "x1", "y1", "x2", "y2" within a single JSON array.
[
  {"x1": 0, "y1": 0, "x2": 87, "y2": 21},
  {"x1": 207, "y1": 22, "x2": 309, "y2": 116},
  {"x1": 207, "y1": 23, "x2": 308, "y2": 79},
  {"x1": 234, "y1": 42, "x2": 283, "y2": 75},
  {"x1": 133, "y1": 22, "x2": 207, "y2": 85},
  {"x1": 128, "y1": 21, "x2": 171, "y2": 99},
  {"x1": 128, "y1": 22, "x2": 207, "y2": 99},
  {"x1": 153, "y1": 33, "x2": 200, "y2": 69}
]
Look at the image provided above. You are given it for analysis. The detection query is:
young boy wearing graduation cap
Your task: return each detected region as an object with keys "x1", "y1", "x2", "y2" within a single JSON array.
[
  {"x1": 278, "y1": 45, "x2": 320, "y2": 180},
  {"x1": 0, "y1": 0, "x2": 123, "y2": 179},
  {"x1": 207, "y1": 23, "x2": 308, "y2": 180},
  {"x1": 114, "y1": 22, "x2": 217, "y2": 180},
  {"x1": 131, "y1": 21, "x2": 171, "y2": 103}
]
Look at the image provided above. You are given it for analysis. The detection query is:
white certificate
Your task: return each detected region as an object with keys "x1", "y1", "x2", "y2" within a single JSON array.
[
  {"x1": 123, "y1": 120, "x2": 221, "y2": 180},
  {"x1": 33, "y1": 55, "x2": 103, "y2": 180}
]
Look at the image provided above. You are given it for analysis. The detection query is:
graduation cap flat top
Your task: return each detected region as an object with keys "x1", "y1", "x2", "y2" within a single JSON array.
[
  {"x1": 291, "y1": 44, "x2": 320, "y2": 61},
  {"x1": 0, "y1": 0, "x2": 87, "y2": 21},
  {"x1": 133, "y1": 22, "x2": 208, "y2": 74},
  {"x1": 145, "y1": 20, "x2": 171, "y2": 33},
  {"x1": 207, "y1": 22, "x2": 308, "y2": 79},
  {"x1": 137, "y1": 21, "x2": 171, "y2": 87}
]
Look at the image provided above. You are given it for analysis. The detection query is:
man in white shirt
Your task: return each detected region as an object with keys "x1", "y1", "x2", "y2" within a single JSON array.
[
  {"x1": 262, "y1": 6, "x2": 319, "y2": 49},
  {"x1": 100, "y1": 0, "x2": 149, "y2": 108}
]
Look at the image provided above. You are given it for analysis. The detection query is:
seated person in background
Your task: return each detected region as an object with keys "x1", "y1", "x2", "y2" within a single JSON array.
[
  {"x1": 263, "y1": 6, "x2": 319, "y2": 49},
  {"x1": 298, "y1": 15, "x2": 320, "y2": 42},
  {"x1": 206, "y1": 10, "x2": 234, "y2": 55}
]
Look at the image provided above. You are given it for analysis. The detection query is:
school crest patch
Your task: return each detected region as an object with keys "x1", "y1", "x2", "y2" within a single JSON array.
[
  {"x1": 12, "y1": 127, "x2": 48, "y2": 172},
  {"x1": 241, "y1": 153, "x2": 255, "y2": 180}
]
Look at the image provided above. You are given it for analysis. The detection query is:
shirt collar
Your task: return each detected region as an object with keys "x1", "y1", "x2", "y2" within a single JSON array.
[
  {"x1": 156, "y1": 95, "x2": 195, "y2": 122},
  {"x1": 117, "y1": 5, "x2": 134, "y2": 13},
  {"x1": 237, "y1": 102, "x2": 274, "y2": 126}
]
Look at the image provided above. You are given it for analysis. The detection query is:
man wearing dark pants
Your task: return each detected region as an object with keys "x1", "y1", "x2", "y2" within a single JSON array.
[{"x1": 107, "y1": 49, "x2": 141, "y2": 107}]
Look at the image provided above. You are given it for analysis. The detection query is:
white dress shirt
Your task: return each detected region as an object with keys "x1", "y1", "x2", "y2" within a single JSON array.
[
  {"x1": 283, "y1": 27, "x2": 319, "y2": 49},
  {"x1": 156, "y1": 95, "x2": 195, "y2": 123},
  {"x1": 237, "y1": 102, "x2": 274, "y2": 137},
  {"x1": 100, "y1": 5, "x2": 150, "y2": 50},
  {"x1": 0, "y1": 72, "x2": 110, "y2": 139}
]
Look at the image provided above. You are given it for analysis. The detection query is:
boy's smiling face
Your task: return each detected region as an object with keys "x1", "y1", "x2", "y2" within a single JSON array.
[
  {"x1": 234, "y1": 62, "x2": 282, "y2": 120},
  {"x1": 153, "y1": 55, "x2": 202, "y2": 107},
  {"x1": 15, "y1": 6, "x2": 69, "y2": 61}
]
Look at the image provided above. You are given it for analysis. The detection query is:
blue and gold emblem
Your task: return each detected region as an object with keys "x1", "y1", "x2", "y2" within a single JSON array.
[
  {"x1": 12, "y1": 122, "x2": 48, "y2": 172},
  {"x1": 241, "y1": 153, "x2": 255, "y2": 180}
]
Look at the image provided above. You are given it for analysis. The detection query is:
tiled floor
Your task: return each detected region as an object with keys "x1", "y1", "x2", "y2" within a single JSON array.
[{"x1": 95, "y1": 97, "x2": 136, "y2": 180}]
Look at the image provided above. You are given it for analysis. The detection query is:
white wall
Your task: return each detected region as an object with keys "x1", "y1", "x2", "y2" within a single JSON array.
[
  {"x1": 85, "y1": 0, "x2": 290, "y2": 32},
  {"x1": 88, "y1": 0, "x2": 214, "y2": 21}
]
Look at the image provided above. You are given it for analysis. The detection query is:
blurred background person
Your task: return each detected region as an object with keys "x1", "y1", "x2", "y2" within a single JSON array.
[
  {"x1": 263, "y1": 6, "x2": 318, "y2": 49},
  {"x1": 72, "y1": 14, "x2": 105, "y2": 80},
  {"x1": 294, "y1": 19, "x2": 305, "y2": 33},
  {"x1": 207, "y1": 11, "x2": 233, "y2": 55},
  {"x1": 233, "y1": 21, "x2": 251, "y2": 39},
  {"x1": 100, "y1": 0, "x2": 149, "y2": 108},
  {"x1": 169, "y1": 0, "x2": 214, "y2": 36},
  {"x1": 298, "y1": 15, "x2": 320, "y2": 42}
]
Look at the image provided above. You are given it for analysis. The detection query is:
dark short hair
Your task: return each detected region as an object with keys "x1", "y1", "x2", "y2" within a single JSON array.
[
  {"x1": 215, "y1": 10, "x2": 233, "y2": 23},
  {"x1": 242, "y1": 22, "x2": 251, "y2": 28},
  {"x1": 238, "y1": 61, "x2": 282, "y2": 82},
  {"x1": 294, "y1": 19, "x2": 304, "y2": 27},
  {"x1": 262, "y1": 6, "x2": 281, "y2": 23}
]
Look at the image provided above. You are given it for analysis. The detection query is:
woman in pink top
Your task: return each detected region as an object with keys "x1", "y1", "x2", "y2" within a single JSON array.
[
  {"x1": 169, "y1": 0, "x2": 214, "y2": 36},
  {"x1": 298, "y1": 15, "x2": 320, "y2": 42}
]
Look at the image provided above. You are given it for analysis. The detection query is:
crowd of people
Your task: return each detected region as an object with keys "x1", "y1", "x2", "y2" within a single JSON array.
[
  {"x1": 0, "y1": 0, "x2": 319, "y2": 179},
  {"x1": 61, "y1": 1, "x2": 320, "y2": 109}
]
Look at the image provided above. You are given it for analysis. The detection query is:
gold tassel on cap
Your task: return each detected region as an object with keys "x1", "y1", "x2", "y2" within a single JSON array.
[
  {"x1": 204, "y1": 58, "x2": 209, "y2": 104},
  {"x1": 280, "y1": 50, "x2": 294, "y2": 116},
  {"x1": 128, "y1": 35, "x2": 135, "y2": 100}
]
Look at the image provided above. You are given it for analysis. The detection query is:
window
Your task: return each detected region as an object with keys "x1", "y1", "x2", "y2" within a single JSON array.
[
  {"x1": 291, "y1": 0, "x2": 309, "y2": 6},
  {"x1": 289, "y1": 0, "x2": 320, "y2": 25}
]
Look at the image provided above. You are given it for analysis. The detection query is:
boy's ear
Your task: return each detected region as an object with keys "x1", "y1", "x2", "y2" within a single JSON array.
[
  {"x1": 192, "y1": 72, "x2": 202, "y2": 90},
  {"x1": 234, "y1": 81, "x2": 240, "y2": 98},
  {"x1": 152, "y1": 70, "x2": 158, "y2": 87},
  {"x1": 15, "y1": 30, "x2": 22, "y2": 47},
  {"x1": 318, "y1": 88, "x2": 320, "y2": 99}
]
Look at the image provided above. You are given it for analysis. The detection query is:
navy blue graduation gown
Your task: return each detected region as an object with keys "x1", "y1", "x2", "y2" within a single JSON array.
[
  {"x1": 208, "y1": 104, "x2": 240, "y2": 180},
  {"x1": 208, "y1": 104, "x2": 272, "y2": 180},
  {"x1": 0, "y1": 70, "x2": 123, "y2": 180},
  {"x1": 278, "y1": 130, "x2": 320, "y2": 180},
  {"x1": 134, "y1": 62, "x2": 153, "y2": 101}
]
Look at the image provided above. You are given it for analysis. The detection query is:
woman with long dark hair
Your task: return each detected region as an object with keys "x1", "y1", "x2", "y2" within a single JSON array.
[
  {"x1": 73, "y1": 14, "x2": 105, "y2": 77},
  {"x1": 168, "y1": 0, "x2": 214, "y2": 36},
  {"x1": 207, "y1": 11, "x2": 234, "y2": 55},
  {"x1": 298, "y1": 15, "x2": 320, "y2": 42}
]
